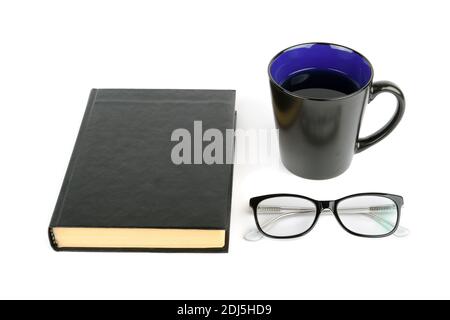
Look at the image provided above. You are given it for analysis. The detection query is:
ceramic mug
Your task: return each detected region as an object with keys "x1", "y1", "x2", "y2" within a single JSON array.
[{"x1": 268, "y1": 42, "x2": 405, "y2": 179}]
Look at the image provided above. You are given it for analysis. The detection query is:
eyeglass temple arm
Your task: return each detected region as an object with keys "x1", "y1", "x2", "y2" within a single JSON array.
[
  {"x1": 257, "y1": 205, "x2": 403, "y2": 231},
  {"x1": 245, "y1": 205, "x2": 409, "y2": 241}
]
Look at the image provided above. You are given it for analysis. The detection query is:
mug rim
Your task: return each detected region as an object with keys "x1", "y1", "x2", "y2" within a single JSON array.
[{"x1": 268, "y1": 42, "x2": 375, "y2": 102}]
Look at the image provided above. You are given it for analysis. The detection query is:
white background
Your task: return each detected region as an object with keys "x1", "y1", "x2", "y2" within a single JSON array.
[{"x1": 1, "y1": 0, "x2": 449, "y2": 300}]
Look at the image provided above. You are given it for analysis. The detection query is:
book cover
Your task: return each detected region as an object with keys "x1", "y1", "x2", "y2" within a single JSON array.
[{"x1": 49, "y1": 89, "x2": 236, "y2": 252}]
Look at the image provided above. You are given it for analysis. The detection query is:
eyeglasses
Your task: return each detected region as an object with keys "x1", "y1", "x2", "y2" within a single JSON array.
[{"x1": 246, "y1": 193, "x2": 407, "y2": 240}]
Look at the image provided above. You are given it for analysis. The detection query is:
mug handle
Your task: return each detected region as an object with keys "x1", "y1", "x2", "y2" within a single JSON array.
[{"x1": 356, "y1": 81, "x2": 405, "y2": 153}]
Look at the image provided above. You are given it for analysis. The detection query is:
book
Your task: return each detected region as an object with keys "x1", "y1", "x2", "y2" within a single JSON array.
[{"x1": 49, "y1": 89, "x2": 236, "y2": 252}]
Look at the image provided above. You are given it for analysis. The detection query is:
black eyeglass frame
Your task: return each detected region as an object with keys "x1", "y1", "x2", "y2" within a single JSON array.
[{"x1": 249, "y1": 193, "x2": 404, "y2": 239}]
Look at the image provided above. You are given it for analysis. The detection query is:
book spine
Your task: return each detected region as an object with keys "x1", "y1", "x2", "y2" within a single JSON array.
[{"x1": 48, "y1": 89, "x2": 99, "y2": 250}]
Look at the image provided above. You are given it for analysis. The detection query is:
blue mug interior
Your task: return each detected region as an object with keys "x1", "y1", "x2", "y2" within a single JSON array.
[{"x1": 269, "y1": 43, "x2": 373, "y2": 94}]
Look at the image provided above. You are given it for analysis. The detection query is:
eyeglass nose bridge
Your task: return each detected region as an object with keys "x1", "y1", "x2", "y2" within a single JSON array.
[{"x1": 319, "y1": 201, "x2": 336, "y2": 212}]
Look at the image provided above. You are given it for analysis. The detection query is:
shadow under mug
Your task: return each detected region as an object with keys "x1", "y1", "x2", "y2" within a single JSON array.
[{"x1": 268, "y1": 42, "x2": 405, "y2": 180}]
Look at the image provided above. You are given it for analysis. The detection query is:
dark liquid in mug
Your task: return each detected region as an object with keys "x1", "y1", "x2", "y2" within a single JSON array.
[{"x1": 281, "y1": 68, "x2": 361, "y2": 99}]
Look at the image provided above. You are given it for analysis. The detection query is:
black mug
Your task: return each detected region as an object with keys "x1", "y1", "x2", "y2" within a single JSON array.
[{"x1": 268, "y1": 43, "x2": 405, "y2": 179}]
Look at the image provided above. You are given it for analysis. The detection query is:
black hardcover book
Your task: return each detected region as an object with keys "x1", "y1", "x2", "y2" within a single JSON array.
[{"x1": 49, "y1": 89, "x2": 236, "y2": 252}]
